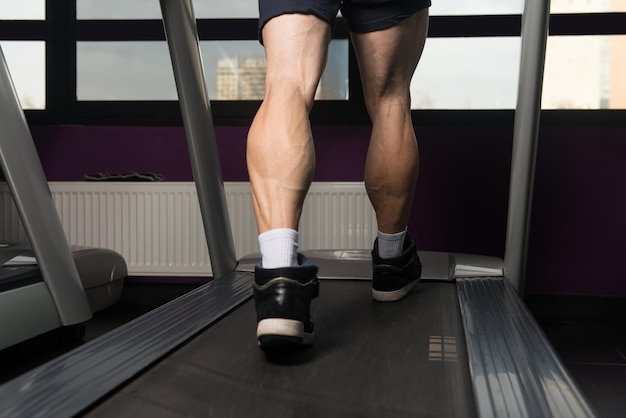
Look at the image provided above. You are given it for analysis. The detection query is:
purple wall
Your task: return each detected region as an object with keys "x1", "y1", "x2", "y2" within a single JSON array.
[
  {"x1": 28, "y1": 124, "x2": 626, "y2": 297},
  {"x1": 528, "y1": 128, "x2": 626, "y2": 296}
]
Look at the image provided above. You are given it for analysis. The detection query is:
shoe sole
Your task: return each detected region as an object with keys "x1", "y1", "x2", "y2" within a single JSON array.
[
  {"x1": 372, "y1": 279, "x2": 420, "y2": 302},
  {"x1": 257, "y1": 318, "x2": 314, "y2": 350}
]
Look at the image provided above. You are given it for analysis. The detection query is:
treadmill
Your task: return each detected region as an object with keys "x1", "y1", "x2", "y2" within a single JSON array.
[
  {"x1": 0, "y1": 1, "x2": 597, "y2": 416},
  {"x1": 0, "y1": 45, "x2": 127, "y2": 351}
]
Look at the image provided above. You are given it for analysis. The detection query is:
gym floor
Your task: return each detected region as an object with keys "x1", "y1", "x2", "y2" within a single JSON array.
[
  {"x1": 1, "y1": 282, "x2": 625, "y2": 418},
  {"x1": 532, "y1": 317, "x2": 626, "y2": 418}
]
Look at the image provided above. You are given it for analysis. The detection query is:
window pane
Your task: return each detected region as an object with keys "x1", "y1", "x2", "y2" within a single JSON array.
[
  {"x1": 551, "y1": 0, "x2": 626, "y2": 13},
  {"x1": 0, "y1": 0, "x2": 45, "y2": 20},
  {"x1": 77, "y1": 42, "x2": 177, "y2": 100},
  {"x1": 214, "y1": 41, "x2": 347, "y2": 100},
  {"x1": 429, "y1": 0, "x2": 626, "y2": 15},
  {"x1": 320, "y1": 41, "x2": 349, "y2": 100},
  {"x1": 77, "y1": 0, "x2": 158, "y2": 19},
  {"x1": 208, "y1": 42, "x2": 266, "y2": 100},
  {"x1": 430, "y1": 0, "x2": 523, "y2": 16},
  {"x1": 77, "y1": 0, "x2": 258, "y2": 19},
  {"x1": 0, "y1": 42, "x2": 45, "y2": 109},
  {"x1": 194, "y1": 1, "x2": 259, "y2": 18},
  {"x1": 411, "y1": 37, "x2": 521, "y2": 109},
  {"x1": 77, "y1": 40, "x2": 347, "y2": 101},
  {"x1": 542, "y1": 35, "x2": 626, "y2": 109}
]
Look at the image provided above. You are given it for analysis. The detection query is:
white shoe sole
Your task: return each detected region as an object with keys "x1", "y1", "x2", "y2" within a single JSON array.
[
  {"x1": 257, "y1": 318, "x2": 314, "y2": 346},
  {"x1": 372, "y1": 279, "x2": 420, "y2": 302}
]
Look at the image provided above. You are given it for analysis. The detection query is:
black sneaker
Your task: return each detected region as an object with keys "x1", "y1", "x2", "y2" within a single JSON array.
[
  {"x1": 371, "y1": 236, "x2": 422, "y2": 302},
  {"x1": 253, "y1": 255, "x2": 319, "y2": 351}
]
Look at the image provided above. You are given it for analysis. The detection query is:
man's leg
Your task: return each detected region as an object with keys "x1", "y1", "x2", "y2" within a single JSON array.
[
  {"x1": 351, "y1": 8, "x2": 429, "y2": 301},
  {"x1": 247, "y1": 13, "x2": 331, "y2": 349},
  {"x1": 247, "y1": 14, "x2": 331, "y2": 267}
]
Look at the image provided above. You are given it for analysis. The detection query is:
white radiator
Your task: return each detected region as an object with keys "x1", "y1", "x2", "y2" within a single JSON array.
[{"x1": 0, "y1": 182, "x2": 376, "y2": 276}]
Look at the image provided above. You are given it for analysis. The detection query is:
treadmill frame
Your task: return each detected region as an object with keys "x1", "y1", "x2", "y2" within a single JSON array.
[{"x1": 0, "y1": 45, "x2": 92, "y2": 350}]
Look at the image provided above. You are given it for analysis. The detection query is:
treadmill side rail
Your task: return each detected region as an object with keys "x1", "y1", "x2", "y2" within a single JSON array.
[{"x1": 458, "y1": 277, "x2": 596, "y2": 418}]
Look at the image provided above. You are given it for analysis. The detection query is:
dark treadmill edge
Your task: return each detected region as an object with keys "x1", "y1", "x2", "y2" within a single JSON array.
[{"x1": 0, "y1": 266, "x2": 42, "y2": 292}]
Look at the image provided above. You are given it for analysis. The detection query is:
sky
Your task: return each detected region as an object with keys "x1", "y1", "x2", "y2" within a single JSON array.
[{"x1": 1, "y1": 0, "x2": 624, "y2": 110}]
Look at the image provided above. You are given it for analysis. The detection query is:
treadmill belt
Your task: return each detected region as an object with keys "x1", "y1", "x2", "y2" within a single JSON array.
[{"x1": 87, "y1": 281, "x2": 477, "y2": 417}]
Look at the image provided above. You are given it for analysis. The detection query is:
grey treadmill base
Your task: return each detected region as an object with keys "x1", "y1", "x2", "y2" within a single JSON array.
[
  {"x1": 1, "y1": 244, "x2": 127, "y2": 313},
  {"x1": 237, "y1": 249, "x2": 503, "y2": 281},
  {"x1": 0, "y1": 281, "x2": 62, "y2": 351},
  {"x1": 0, "y1": 245, "x2": 127, "y2": 350},
  {"x1": 71, "y1": 246, "x2": 127, "y2": 313}
]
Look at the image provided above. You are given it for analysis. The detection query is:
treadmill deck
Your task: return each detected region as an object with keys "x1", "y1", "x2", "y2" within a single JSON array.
[{"x1": 87, "y1": 280, "x2": 476, "y2": 418}]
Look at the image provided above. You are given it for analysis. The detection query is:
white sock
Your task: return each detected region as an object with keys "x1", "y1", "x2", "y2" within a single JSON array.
[
  {"x1": 258, "y1": 228, "x2": 299, "y2": 269},
  {"x1": 377, "y1": 228, "x2": 407, "y2": 259}
]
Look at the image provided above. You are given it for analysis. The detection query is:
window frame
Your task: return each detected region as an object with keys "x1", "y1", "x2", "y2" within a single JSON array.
[{"x1": 0, "y1": 1, "x2": 624, "y2": 127}]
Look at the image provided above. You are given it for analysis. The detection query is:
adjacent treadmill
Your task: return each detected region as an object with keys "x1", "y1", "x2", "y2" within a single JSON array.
[
  {"x1": 0, "y1": 45, "x2": 127, "y2": 351},
  {"x1": 0, "y1": 1, "x2": 598, "y2": 417}
]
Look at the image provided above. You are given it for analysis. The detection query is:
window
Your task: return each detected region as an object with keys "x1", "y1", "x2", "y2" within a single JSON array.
[
  {"x1": 0, "y1": 0, "x2": 45, "y2": 19},
  {"x1": 430, "y1": 0, "x2": 523, "y2": 16},
  {"x1": 77, "y1": 0, "x2": 259, "y2": 19},
  {"x1": 429, "y1": 0, "x2": 626, "y2": 15},
  {"x1": 77, "y1": 41, "x2": 177, "y2": 101},
  {"x1": 550, "y1": 0, "x2": 626, "y2": 14},
  {"x1": 411, "y1": 37, "x2": 521, "y2": 110},
  {"x1": 71, "y1": 0, "x2": 351, "y2": 124},
  {"x1": 543, "y1": 35, "x2": 626, "y2": 109},
  {"x1": 76, "y1": 40, "x2": 348, "y2": 102},
  {"x1": 0, "y1": 41, "x2": 45, "y2": 109},
  {"x1": 0, "y1": 0, "x2": 45, "y2": 109},
  {"x1": 0, "y1": 1, "x2": 623, "y2": 125}
]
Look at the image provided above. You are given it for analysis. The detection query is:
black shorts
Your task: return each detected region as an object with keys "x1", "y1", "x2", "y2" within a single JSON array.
[{"x1": 258, "y1": 0, "x2": 431, "y2": 42}]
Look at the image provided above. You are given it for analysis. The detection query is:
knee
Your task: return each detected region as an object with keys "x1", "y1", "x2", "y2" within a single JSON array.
[
  {"x1": 364, "y1": 89, "x2": 411, "y2": 120},
  {"x1": 264, "y1": 77, "x2": 317, "y2": 112}
]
